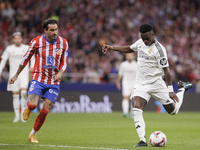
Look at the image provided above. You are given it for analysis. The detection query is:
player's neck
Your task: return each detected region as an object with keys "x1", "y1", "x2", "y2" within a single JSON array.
[
  {"x1": 128, "y1": 60, "x2": 132, "y2": 63},
  {"x1": 15, "y1": 44, "x2": 21, "y2": 47}
]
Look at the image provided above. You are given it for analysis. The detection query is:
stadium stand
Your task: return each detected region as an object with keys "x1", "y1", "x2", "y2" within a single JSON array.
[{"x1": 0, "y1": 0, "x2": 200, "y2": 84}]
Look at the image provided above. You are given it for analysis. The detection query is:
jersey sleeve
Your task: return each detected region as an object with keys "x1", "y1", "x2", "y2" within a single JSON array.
[
  {"x1": 1, "y1": 47, "x2": 9, "y2": 60},
  {"x1": 59, "y1": 40, "x2": 68, "y2": 71},
  {"x1": 118, "y1": 63, "x2": 124, "y2": 76},
  {"x1": 154, "y1": 43, "x2": 169, "y2": 68},
  {"x1": 0, "y1": 47, "x2": 10, "y2": 73},
  {"x1": 20, "y1": 39, "x2": 37, "y2": 67},
  {"x1": 130, "y1": 39, "x2": 141, "y2": 52}
]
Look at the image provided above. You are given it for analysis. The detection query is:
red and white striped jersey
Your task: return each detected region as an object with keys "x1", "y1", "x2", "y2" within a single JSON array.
[{"x1": 21, "y1": 34, "x2": 68, "y2": 85}]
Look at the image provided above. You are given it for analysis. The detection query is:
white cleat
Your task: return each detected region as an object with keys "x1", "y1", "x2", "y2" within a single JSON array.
[{"x1": 13, "y1": 117, "x2": 20, "y2": 123}]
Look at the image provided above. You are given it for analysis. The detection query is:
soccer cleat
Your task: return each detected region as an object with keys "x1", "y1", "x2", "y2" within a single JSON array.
[
  {"x1": 21, "y1": 117, "x2": 27, "y2": 122},
  {"x1": 134, "y1": 140, "x2": 148, "y2": 147},
  {"x1": 177, "y1": 80, "x2": 193, "y2": 91},
  {"x1": 23, "y1": 106, "x2": 32, "y2": 121},
  {"x1": 29, "y1": 134, "x2": 38, "y2": 143},
  {"x1": 13, "y1": 117, "x2": 20, "y2": 123},
  {"x1": 123, "y1": 113, "x2": 128, "y2": 118}
]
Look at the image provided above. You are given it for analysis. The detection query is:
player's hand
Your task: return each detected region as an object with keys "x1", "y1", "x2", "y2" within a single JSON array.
[
  {"x1": 29, "y1": 68, "x2": 33, "y2": 73},
  {"x1": 169, "y1": 92, "x2": 179, "y2": 103},
  {"x1": 9, "y1": 75, "x2": 18, "y2": 84},
  {"x1": 116, "y1": 82, "x2": 121, "y2": 90},
  {"x1": 0, "y1": 73, "x2": 1, "y2": 79},
  {"x1": 102, "y1": 44, "x2": 113, "y2": 54},
  {"x1": 54, "y1": 73, "x2": 62, "y2": 82}
]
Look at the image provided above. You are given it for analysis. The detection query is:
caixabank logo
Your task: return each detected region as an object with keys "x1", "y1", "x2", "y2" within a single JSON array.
[{"x1": 39, "y1": 94, "x2": 113, "y2": 113}]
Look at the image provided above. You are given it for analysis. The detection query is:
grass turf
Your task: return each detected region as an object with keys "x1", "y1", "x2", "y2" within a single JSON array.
[{"x1": 0, "y1": 112, "x2": 200, "y2": 150}]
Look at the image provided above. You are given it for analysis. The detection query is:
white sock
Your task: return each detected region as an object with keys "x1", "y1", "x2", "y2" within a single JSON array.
[
  {"x1": 13, "y1": 94, "x2": 20, "y2": 118},
  {"x1": 170, "y1": 88, "x2": 185, "y2": 115},
  {"x1": 30, "y1": 128, "x2": 37, "y2": 135},
  {"x1": 133, "y1": 108, "x2": 146, "y2": 143},
  {"x1": 20, "y1": 90, "x2": 27, "y2": 115},
  {"x1": 122, "y1": 99, "x2": 129, "y2": 114}
]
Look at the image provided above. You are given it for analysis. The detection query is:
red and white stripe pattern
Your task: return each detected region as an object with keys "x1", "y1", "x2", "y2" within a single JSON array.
[{"x1": 21, "y1": 35, "x2": 68, "y2": 85}]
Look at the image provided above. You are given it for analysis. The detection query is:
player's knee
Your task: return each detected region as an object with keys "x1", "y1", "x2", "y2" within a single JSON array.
[
  {"x1": 42, "y1": 99, "x2": 54, "y2": 111},
  {"x1": 20, "y1": 90, "x2": 27, "y2": 100},
  {"x1": 133, "y1": 108, "x2": 143, "y2": 116}
]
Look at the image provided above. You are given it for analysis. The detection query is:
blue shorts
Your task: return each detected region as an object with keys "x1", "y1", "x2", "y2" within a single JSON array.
[{"x1": 28, "y1": 80, "x2": 60, "y2": 103}]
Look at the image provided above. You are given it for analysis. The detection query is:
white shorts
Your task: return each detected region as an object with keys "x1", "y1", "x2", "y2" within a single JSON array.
[
  {"x1": 7, "y1": 77, "x2": 29, "y2": 92},
  {"x1": 122, "y1": 86, "x2": 134, "y2": 97},
  {"x1": 130, "y1": 79, "x2": 174, "y2": 105}
]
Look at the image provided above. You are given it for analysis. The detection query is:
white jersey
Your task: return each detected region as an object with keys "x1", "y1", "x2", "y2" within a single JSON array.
[
  {"x1": 130, "y1": 39, "x2": 169, "y2": 85},
  {"x1": 118, "y1": 60, "x2": 137, "y2": 88},
  {"x1": 1, "y1": 44, "x2": 29, "y2": 78}
]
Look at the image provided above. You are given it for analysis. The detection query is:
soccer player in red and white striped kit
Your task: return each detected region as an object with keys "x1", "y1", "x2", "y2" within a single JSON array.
[{"x1": 9, "y1": 18, "x2": 68, "y2": 143}]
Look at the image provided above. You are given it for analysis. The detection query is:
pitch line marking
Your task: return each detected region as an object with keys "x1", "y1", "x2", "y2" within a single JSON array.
[{"x1": 0, "y1": 143, "x2": 129, "y2": 150}]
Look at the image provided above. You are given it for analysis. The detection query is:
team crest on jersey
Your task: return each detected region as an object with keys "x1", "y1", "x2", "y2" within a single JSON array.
[
  {"x1": 30, "y1": 87, "x2": 34, "y2": 91},
  {"x1": 29, "y1": 81, "x2": 36, "y2": 91},
  {"x1": 160, "y1": 58, "x2": 167, "y2": 66},
  {"x1": 148, "y1": 49, "x2": 152, "y2": 53},
  {"x1": 56, "y1": 48, "x2": 62, "y2": 54}
]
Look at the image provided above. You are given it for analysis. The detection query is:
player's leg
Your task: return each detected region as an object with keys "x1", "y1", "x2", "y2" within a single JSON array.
[
  {"x1": 19, "y1": 77, "x2": 29, "y2": 122},
  {"x1": 20, "y1": 89, "x2": 27, "y2": 122},
  {"x1": 122, "y1": 87, "x2": 130, "y2": 117},
  {"x1": 122, "y1": 96, "x2": 130, "y2": 117},
  {"x1": 12, "y1": 91, "x2": 20, "y2": 122},
  {"x1": 23, "y1": 94, "x2": 39, "y2": 121},
  {"x1": 163, "y1": 81, "x2": 192, "y2": 115},
  {"x1": 8, "y1": 79, "x2": 20, "y2": 122},
  {"x1": 29, "y1": 84, "x2": 59, "y2": 143},
  {"x1": 29, "y1": 98, "x2": 53, "y2": 143},
  {"x1": 23, "y1": 80, "x2": 41, "y2": 121},
  {"x1": 132, "y1": 96, "x2": 148, "y2": 147}
]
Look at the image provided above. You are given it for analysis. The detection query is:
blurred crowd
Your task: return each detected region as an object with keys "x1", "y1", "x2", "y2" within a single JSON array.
[{"x1": 1, "y1": 0, "x2": 200, "y2": 84}]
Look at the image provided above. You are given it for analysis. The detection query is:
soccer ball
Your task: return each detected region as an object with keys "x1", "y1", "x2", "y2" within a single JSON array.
[{"x1": 149, "y1": 131, "x2": 167, "y2": 147}]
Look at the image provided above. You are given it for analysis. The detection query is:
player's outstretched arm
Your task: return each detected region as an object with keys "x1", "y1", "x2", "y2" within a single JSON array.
[
  {"x1": 102, "y1": 44, "x2": 132, "y2": 54},
  {"x1": 116, "y1": 74, "x2": 122, "y2": 90},
  {"x1": 9, "y1": 64, "x2": 25, "y2": 84}
]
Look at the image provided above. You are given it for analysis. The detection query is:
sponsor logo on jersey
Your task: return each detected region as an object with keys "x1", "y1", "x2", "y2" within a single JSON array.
[
  {"x1": 138, "y1": 51, "x2": 150, "y2": 59},
  {"x1": 49, "y1": 89, "x2": 59, "y2": 96},
  {"x1": 47, "y1": 56, "x2": 54, "y2": 65},
  {"x1": 43, "y1": 56, "x2": 58, "y2": 69}
]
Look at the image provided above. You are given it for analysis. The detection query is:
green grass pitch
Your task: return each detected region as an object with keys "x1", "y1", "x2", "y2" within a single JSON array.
[{"x1": 0, "y1": 111, "x2": 200, "y2": 150}]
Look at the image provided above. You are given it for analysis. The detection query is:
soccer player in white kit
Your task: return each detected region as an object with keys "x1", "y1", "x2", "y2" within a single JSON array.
[
  {"x1": 102, "y1": 24, "x2": 192, "y2": 147},
  {"x1": 116, "y1": 53, "x2": 137, "y2": 118},
  {"x1": 0, "y1": 32, "x2": 30, "y2": 122}
]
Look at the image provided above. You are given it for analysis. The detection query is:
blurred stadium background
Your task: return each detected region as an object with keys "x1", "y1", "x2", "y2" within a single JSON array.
[{"x1": 0, "y1": 0, "x2": 200, "y2": 112}]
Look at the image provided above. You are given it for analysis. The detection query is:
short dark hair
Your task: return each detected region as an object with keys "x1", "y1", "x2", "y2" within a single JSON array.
[
  {"x1": 139, "y1": 24, "x2": 153, "y2": 33},
  {"x1": 42, "y1": 18, "x2": 59, "y2": 30}
]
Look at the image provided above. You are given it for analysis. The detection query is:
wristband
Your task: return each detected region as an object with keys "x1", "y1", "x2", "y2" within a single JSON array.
[{"x1": 168, "y1": 85, "x2": 174, "y2": 92}]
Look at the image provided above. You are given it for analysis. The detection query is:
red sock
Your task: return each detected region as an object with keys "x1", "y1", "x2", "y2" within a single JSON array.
[
  {"x1": 33, "y1": 109, "x2": 49, "y2": 132},
  {"x1": 27, "y1": 101, "x2": 37, "y2": 110}
]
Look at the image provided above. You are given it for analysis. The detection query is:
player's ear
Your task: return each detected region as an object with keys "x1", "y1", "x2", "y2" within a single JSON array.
[{"x1": 44, "y1": 28, "x2": 48, "y2": 34}]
